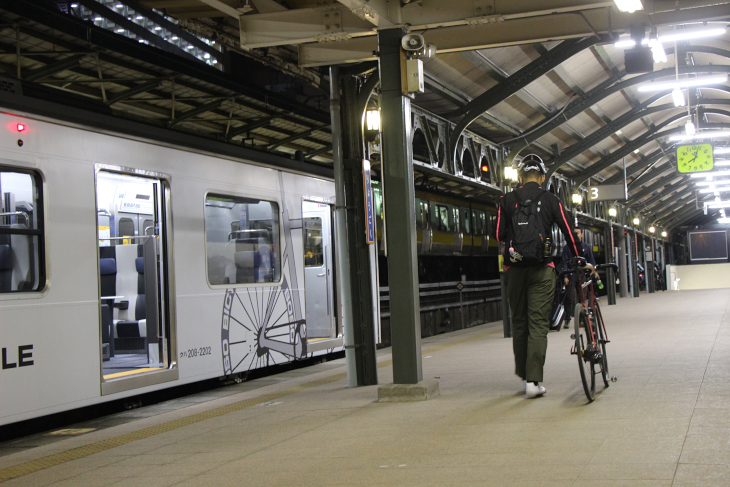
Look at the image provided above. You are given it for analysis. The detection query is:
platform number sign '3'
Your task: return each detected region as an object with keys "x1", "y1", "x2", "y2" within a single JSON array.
[{"x1": 676, "y1": 143, "x2": 714, "y2": 174}]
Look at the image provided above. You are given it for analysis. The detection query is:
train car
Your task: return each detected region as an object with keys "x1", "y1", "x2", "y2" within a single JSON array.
[{"x1": 0, "y1": 108, "x2": 346, "y2": 426}]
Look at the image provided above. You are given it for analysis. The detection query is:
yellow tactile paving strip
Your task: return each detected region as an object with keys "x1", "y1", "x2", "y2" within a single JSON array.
[
  {"x1": 102, "y1": 367, "x2": 161, "y2": 380},
  {"x1": 0, "y1": 328, "x2": 497, "y2": 483}
]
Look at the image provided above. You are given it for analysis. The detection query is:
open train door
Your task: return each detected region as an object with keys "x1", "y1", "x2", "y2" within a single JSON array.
[
  {"x1": 95, "y1": 167, "x2": 177, "y2": 395},
  {"x1": 302, "y1": 200, "x2": 339, "y2": 348}
]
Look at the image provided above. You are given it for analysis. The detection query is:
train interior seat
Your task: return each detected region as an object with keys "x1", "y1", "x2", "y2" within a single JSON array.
[
  {"x1": 114, "y1": 245, "x2": 147, "y2": 355},
  {"x1": 225, "y1": 237, "x2": 273, "y2": 284},
  {"x1": 0, "y1": 239, "x2": 11, "y2": 293},
  {"x1": 0, "y1": 224, "x2": 33, "y2": 292},
  {"x1": 99, "y1": 256, "x2": 117, "y2": 359}
]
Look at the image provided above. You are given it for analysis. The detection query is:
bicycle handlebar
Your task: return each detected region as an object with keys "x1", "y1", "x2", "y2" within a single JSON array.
[{"x1": 596, "y1": 263, "x2": 618, "y2": 272}]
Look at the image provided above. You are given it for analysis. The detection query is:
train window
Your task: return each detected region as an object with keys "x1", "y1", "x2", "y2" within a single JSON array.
[
  {"x1": 452, "y1": 208, "x2": 460, "y2": 233},
  {"x1": 205, "y1": 194, "x2": 281, "y2": 286},
  {"x1": 436, "y1": 205, "x2": 450, "y2": 232},
  {"x1": 419, "y1": 200, "x2": 429, "y2": 230},
  {"x1": 374, "y1": 187, "x2": 383, "y2": 219},
  {"x1": 461, "y1": 208, "x2": 471, "y2": 235},
  {"x1": 0, "y1": 165, "x2": 45, "y2": 293},
  {"x1": 303, "y1": 217, "x2": 323, "y2": 267}
]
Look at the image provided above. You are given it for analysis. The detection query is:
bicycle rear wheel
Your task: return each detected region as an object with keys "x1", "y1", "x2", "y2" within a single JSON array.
[
  {"x1": 593, "y1": 303, "x2": 610, "y2": 388},
  {"x1": 574, "y1": 305, "x2": 595, "y2": 402}
]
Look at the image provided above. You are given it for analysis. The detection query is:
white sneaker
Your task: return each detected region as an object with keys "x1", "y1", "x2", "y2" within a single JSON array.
[{"x1": 526, "y1": 382, "x2": 546, "y2": 398}]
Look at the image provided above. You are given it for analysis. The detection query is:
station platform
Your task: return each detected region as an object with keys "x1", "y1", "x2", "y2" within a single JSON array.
[{"x1": 1, "y1": 289, "x2": 729, "y2": 486}]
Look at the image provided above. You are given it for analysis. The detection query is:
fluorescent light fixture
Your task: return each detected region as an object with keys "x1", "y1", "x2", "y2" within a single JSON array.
[
  {"x1": 633, "y1": 217, "x2": 640, "y2": 225},
  {"x1": 613, "y1": 37, "x2": 649, "y2": 48},
  {"x1": 661, "y1": 231, "x2": 668, "y2": 237},
  {"x1": 116, "y1": 28, "x2": 125, "y2": 33},
  {"x1": 136, "y1": 15, "x2": 143, "y2": 19},
  {"x1": 154, "y1": 26, "x2": 162, "y2": 31},
  {"x1": 608, "y1": 207, "x2": 618, "y2": 217},
  {"x1": 365, "y1": 109, "x2": 380, "y2": 131},
  {"x1": 692, "y1": 170, "x2": 730, "y2": 178},
  {"x1": 659, "y1": 26, "x2": 727, "y2": 43},
  {"x1": 685, "y1": 121, "x2": 696, "y2": 136},
  {"x1": 572, "y1": 193, "x2": 583, "y2": 205},
  {"x1": 671, "y1": 130, "x2": 730, "y2": 142},
  {"x1": 715, "y1": 147, "x2": 730, "y2": 155},
  {"x1": 70, "y1": 3, "x2": 78, "y2": 6},
  {"x1": 718, "y1": 218, "x2": 730, "y2": 223},
  {"x1": 614, "y1": 0, "x2": 644, "y2": 13},
  {"x1": 171, "y1": 36, "x2": 178, "y2": 40},
  {"x1": 714, "y1": 160, "x2": 730, "y2": 166},
  {"x1": 650, "y1": 39, "x2": 667, "y2": 63},
  {"x1": 637, "y1": 74, "x2": 728, "y2": 92},
  {"x1": 705, "y1": 201, "x2": 730, "y2": 208},
  {"x1": 699, "y1": 186, "x2": 730, "y2": 193},
  {"x1": 694, "y1": 179, "x2": 730, "y2": 186},
  {"x1": 672, "y1": 87, "x2": 685, "y2": 107},
  {"x1": 649, "y1": 226, "x2": 656, "y2": 233}
]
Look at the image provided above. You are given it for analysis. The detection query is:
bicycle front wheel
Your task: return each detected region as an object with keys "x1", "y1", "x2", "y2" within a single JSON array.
[
  {"x1": 574, "y1": 305, "x2": 595, "y2": 402},
  {"x1": 593, "y1": 302, "x2": 610, "y2": 388}
]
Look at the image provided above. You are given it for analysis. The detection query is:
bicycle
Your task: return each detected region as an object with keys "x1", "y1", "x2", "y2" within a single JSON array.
[{"x1": 559, "y1": 257, "x2": 618, "y2": 402}]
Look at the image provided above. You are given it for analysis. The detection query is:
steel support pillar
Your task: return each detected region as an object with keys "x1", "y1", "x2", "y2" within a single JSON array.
[
  {"x1": 378, "y1": 27, "x2": 423, "y2": 384},
  {"x1": 647, "y1": 238, "x2": 656, "y2": 294},
  {"x1": 606, "y1": 226, "x2": 616, "y2": 305},
  {"x1": 631, "y1": 231, "x2": 640, "y2": 298},
  {"x1": 618, "y1": 232, "x2": 629, "y2": 298},
  {"x1": 329, "y1": 66, "x2": 358, "y2": 388},
  {"x1": 339, "y1": 74, "x2": 378, "y2": 386}
]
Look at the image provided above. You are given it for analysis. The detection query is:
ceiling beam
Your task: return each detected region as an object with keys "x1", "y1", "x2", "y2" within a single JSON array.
[
  {"x1": 169, "y1": 97, "x2": 228, "y2": 127},
  {"x1": 297, "y1": 2, "x2": 730, "y2": 66},
  {"x1": 105, "y1": 80, "x2": 162, "y2": 106},
  {"x1": 23, "y1": 53, "x2": 89, "y2": 82}
]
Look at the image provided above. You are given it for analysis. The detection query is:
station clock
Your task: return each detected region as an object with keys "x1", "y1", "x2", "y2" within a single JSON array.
[{"x1": 676, "y1": 143, "x2": 714, "y2": 174}]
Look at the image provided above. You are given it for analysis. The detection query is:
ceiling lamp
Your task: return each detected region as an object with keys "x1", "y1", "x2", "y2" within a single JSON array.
[
  {"x1": 714, "y1": 160, "x2": 730, "y2": 166},
  {"x1": 608, "y1": 207, "x2": 618, "y2": 217},
  {"x1": 685, "y1": 121, "x2": 696, "y2": 136},
  {"x1": 613, "y1": 0, "x2": 643, "y2": 13},
  {"x1": 671, "y1": 130, "x2": 730, "y2": 142},
  {"x1": 715, "y1": 147, "x2": 730, "y2": 155},
  {"x1": 649, "y1": 226, "x2": 656, "y2": 233},
  {"x1": 649, "y1": 39, "x2": 667, "y2": 64},
  {"x1": 504, "y1": 166, "x2": 518, "y2": 181},
  {"x1": 658, "y1": 26, "x2": 728, "y2": 43},
  {"x1": 705, "y1": 201, "x2": 730, "y2": 208},
  {"x1": 661, "y1": 231, "x2": 668, "y2": 237},
  {"x1": 671, "y1": 88, "x2": 685, "y2": 107},
  {"x1": 572, "y1": 193, "x2": 583, "y2": 205},
  {"x1": 699, "y1": 187, "x2": 730, "y2": 194},
  {"x1": 718, "y1": 218, "x2": 730, "y2": 224},
  {"x1": 637, "y1": 74, "x2": 728, "y2": 92},
  {"x1": 633, "y1": 217, "x2": 640, "y2": 225}
]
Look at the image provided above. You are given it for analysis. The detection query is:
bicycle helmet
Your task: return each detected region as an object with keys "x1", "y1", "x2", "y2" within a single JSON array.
[{"x1": 517, "y1": 154, "x2": 547, "y2": 175}]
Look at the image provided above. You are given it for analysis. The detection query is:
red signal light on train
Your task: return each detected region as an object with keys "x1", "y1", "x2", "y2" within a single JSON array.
[{"x1": 16, "y1": 123, "x2": 26, "y2": 132}]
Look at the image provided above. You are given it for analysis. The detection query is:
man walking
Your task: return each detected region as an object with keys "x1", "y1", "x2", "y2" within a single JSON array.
[{"x1": 497, "y1": 154, "x2": 582, "y2": 398}]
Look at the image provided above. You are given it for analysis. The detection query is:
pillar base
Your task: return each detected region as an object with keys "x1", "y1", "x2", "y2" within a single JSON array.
[{"x1": 377, "y1": 380, "x2": 440, "y2": 402}]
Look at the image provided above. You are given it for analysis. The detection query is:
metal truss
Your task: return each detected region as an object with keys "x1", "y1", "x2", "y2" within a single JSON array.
[
  {"x1": 0, "y1": 0, "x2": 333, "y2": 163},
  {"x1": 448, "y1": 37, "x2": 605, "y2": 163}
]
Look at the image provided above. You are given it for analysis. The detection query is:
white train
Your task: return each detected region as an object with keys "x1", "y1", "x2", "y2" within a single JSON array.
[{"x1": 0, "y1": 108, "x2": 379, "y2": 426}]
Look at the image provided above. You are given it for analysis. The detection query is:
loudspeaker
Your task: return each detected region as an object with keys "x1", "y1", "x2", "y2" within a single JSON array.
[
  {"x1": 401, "y1": 34, "x2": 425, "y2": 53},
  {"x1": 624, "y1": 47, "x2": 654, "y2": 74}
]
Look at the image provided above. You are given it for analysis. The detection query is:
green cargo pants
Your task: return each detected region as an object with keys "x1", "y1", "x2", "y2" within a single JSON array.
[{"x1": 505, "y1": 265, "x2": 556, "y2": 383}]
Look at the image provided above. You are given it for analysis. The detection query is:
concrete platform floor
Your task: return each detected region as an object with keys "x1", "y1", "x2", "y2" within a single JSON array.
[{"x1": 1, "y1": 289, "x2": 730, "y2": 486}]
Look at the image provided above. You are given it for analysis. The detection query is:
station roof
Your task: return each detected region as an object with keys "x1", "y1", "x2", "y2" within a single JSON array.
[{"x1": 1, "y1": 0, "x2": 729, "y2": 231}]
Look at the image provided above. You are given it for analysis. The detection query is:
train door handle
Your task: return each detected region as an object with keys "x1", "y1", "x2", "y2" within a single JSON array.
[{"x1": 317, "y1": 273, "x2": 326, "y2": 277}]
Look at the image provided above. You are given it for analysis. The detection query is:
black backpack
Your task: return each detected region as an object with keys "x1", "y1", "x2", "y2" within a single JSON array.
[{"x1": 507, "y1": 189, "x2": 546, "y2": 266}]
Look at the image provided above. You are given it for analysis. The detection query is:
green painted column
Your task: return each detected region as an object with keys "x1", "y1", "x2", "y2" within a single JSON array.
[{"x1": 378, "y1": 27, "x2": 422, "y2": 384}]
